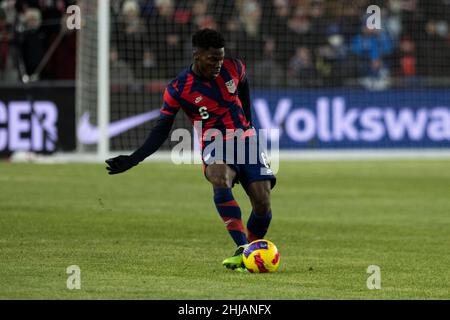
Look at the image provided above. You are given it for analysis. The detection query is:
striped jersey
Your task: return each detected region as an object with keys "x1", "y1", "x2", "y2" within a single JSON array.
[{"x1": 160, "y1": 58, "x2": 251, "y2": 148}]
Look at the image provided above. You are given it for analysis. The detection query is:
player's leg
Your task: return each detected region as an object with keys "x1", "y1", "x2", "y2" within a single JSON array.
[
  {"x1": 205, "y1": 161, "x2": 248, "y2": 270},
  {"x1": 205, "y1": 161, "x2": 248, "y2": 247},
  {"x1": 238, "y1": 135, "x2": 276, "y2": 242},
  {"x1": 245, "y1": 180, "x2": 273, "y2": 242}
]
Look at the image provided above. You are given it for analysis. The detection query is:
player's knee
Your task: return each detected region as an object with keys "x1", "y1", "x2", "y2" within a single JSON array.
[
  {"x1": 206, "y1": 164, "x2": 234, "y2": 188},
  {"x1": 253, "y1": 198, "x2": 271, "y2": 216},
  {"x1": 210, "y1": 175, "x2": 232, "y2": 188}
]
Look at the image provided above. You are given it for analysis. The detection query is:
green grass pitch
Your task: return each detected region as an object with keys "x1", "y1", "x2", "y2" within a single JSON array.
[{"x1": 0, "y1": 160, "x2": 449, "y2": 299}]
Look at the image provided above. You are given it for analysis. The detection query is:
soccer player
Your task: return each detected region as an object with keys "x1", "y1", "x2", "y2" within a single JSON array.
[{"x1": 105, "y1": 29, "x2": 276, "y2": 272}]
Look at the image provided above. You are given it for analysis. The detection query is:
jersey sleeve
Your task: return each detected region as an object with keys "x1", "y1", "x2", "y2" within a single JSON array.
[
  {"x1": 129, "y1": 82, "x2": 181, "y2": 164},
  {"x1": 234, "y1": 59, "x2": 246, "y2": 82},
  {"x1": 160, "y1": 84, "x2": 181, "y2": 118}
]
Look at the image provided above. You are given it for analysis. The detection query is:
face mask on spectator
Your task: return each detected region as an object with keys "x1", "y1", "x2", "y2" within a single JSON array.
[
  {"x1": 435, "y1": 21, "x2": 449, "y2": 37},
  {"x1": 328, "y1": 35, "x2": 344, "y2": 47}
]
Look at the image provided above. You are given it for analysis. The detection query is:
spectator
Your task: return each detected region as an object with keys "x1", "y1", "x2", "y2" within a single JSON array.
[
  {"x1": 239, "y1": 0, "x2": 261, "y2": 38},
  {"x1": 417, "y1": 20, "x2": 450, "y2": 77},
  {"x1": 17, "y1": 7, "x2": 46, "y2": 77},
  {"x1": 305, "y1": 0, "x2": 328, "y2": 49},
  {"x1": 1, "y1": 0, "x2": 18, "y2": 27},
  {"x1": 327, "y1": 0, "x2": 363, "y2": 40},
  {"x1": 110, "y1": 47, "x2": 135, "y2": 85},
  {"x1": 211, "y1": 0, "x2": 236, "y2": 31},
  {"x1": 315, "y1": 23, "x2": 354, "y2": 86},
  {"x1": 288, "y1": 46, "x2": 318, "y2": 87},
  {"x1": 389, "y1": 36, "x2": 421, "y2": 87},
  {"x1": 236, "y1": 0, "x2": 264, "y2": 64},
  {"x1": 397, "y1": 37, "x2": 417, "y2": 77},
  {"x1": 146, "y1": 0, "x2": 184, "y2": 78},
  {"x1": 391, "y1": 0, "x2": 422, "y2": 42},
  {"x1": 114, "y1": 0, "x2": 152, "y2": 80},
  {"x1": 0, "y1": 7, "x2": 18, "y2": 81},
  {"x1": 262, "y1": 0, "x2": 293, "y2": 68},
  {"x1": 288, "y1": 3, "x2": 310, "y2": 33},
  {"x1": 223, "y1": 17, "x2": 245, "y2": 60},
  {"x1": 2, "y1": 0, "x2": 450, "y2": 88},
  {"x1": 251, "y1": 37, "x2": 284, "y2": 88},
  {"x1": 191, "y1": 0, "x2": 217, "y2": 30},
  {"x1": 351, "y1": 23, "x2": 394, "y2": 89}
]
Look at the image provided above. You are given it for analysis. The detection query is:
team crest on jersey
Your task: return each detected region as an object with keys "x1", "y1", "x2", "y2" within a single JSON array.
[
  {"x1": 225, "y1": 79, "x2": 237, "y2": 94},
  {"x1": 195, "y1": 96, "x2": 203, "y2": 104}
]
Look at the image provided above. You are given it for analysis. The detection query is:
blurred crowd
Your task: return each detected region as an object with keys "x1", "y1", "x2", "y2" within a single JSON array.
[
  {"x1": 1, "y1": 0, "x2": 450, "y2": 89},
  {"x1": 0, "y1": 0, "x2": 77, "y2": 82}
]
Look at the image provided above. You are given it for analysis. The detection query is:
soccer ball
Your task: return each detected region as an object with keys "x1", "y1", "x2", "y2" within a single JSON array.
[{"x1": 243, "y1": 239, "x2": 280, "y2": 273}]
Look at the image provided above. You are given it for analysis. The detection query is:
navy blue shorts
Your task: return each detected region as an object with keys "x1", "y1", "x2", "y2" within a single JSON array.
[{"x1": 202, "y1": 130, "x2": 276, "y2": 191}]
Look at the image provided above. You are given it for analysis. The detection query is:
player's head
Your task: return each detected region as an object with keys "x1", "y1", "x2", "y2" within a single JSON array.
[{"x1": 192, "y1": 28, "x2": 225, "y2": 80}]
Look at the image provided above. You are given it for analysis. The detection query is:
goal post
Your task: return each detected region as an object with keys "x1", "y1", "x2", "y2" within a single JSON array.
[
  {"x1": 76, "y1": 0, "x2": 110, "y2": 159},
  {"x1": 97, "y1": 0, "x2": 110, "y2": 160},
  {"x1": 76, "y1": 0, "x2": 194, "y2": 160}
]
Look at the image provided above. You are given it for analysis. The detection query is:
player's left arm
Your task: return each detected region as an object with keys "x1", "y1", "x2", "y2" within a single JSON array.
[
  {"x1": 238, "y1": 74, "x2": 252, "y2": 127},
  {"x1": 235, "y1": 59, "x2": 252, "y2": 127}
]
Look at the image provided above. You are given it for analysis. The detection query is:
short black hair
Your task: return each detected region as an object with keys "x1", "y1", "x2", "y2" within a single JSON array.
[{"x1": 192, "y1": 28, "x2": 225, "y2": 50}]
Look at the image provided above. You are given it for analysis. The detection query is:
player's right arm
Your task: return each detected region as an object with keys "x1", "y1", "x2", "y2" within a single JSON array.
[{"x1": 105, "y1": 86, "x2": 181, "y2": 175}]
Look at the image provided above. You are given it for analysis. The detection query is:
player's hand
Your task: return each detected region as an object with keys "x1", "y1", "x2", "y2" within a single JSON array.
[
  {"x1": 105, "y1": 155, "x2": 135, "y2": 175},
  {"x1": 244, "y1": 125, "x2": 255, "y2": 133}
]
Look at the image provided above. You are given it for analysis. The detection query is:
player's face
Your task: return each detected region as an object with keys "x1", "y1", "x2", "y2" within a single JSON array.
[{"x1": 196, "y1": 47, "x2": 225, "y2": 80}]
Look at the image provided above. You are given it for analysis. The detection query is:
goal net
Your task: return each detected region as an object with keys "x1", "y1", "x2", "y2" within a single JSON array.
[{"x1": 76, "y1": 0, "x2": 450, "y2": 159}]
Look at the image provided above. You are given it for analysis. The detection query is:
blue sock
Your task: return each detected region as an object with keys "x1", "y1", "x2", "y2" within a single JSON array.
[
  {"x1": 247, "y1": 210, "x2": 272, "y2": 242},
  {"x1": 213, "y1": 188, "x2": 248, "y2": 247}
]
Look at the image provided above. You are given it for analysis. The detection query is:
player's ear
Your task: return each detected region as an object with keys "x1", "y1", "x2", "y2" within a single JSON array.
[{"x1": 193, "y1": 47, "x2": 200, "y2": 61}]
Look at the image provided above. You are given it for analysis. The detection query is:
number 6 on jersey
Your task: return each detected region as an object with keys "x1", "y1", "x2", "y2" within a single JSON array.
[{"x1": 199, "y1": 106, "x2": 209, "y2": 119}]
